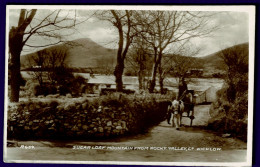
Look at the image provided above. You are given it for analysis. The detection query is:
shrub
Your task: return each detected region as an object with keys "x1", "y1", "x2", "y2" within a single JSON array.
[
  {"x1": 208, "y1": 116, "x2": 247, "y2": 142},
  {"x1": 25, "y1": 82, "x2": 57, "y2": 97},
  {"x1": 49, "y1": 66, "x2": 74, "y2": 85},
  {"x1": 57, "y1": 85, "x2": 70, "y2": 96},
  {"x1": 207, "y1": 85, "x2": 248, "y2": 141},
  {"x1": 27, "y1": 82, "x2": 40, "y2": 97},
  {"x1": 23, "y1": 68, "x2": 87, "y2": 97},
  {"x1": 52, "y1": 70, "x2": 87, "y2": 97},
  {"x1": 68, "y1": 75, "x2": 87, "y2": 96},
  {"x1": 208, "y1": 45, "x2": 248, "y2": 141},
  {"x1": 212, "y1": 73, "x2": 225, "y2": 78}
]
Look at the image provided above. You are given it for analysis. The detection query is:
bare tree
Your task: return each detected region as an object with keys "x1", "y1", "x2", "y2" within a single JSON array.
[
  {"x1": 157, "y1": 55, "x2": 175, "y2": 94},
  {"x1": 26, "y1": 47, "x2": 68, "y2": 86},
  {"x1": 27, "y1": 49, "x2": 48, "y2": 87},
  {"x1": 126, "y1": 37, "x2": 153, "y2": 90},
  {"x1": 9, "y1": 9, "x2": 81, "y2": 102},
  {"x1": 96, "y1": 10, "x2": 139, "y2": 92},
  {"x1": 135, "y1": 11, "x2": 217, "y2": 93},
  {"x1": 45, "y1": 48, "x2": 68, "y2": 85}
]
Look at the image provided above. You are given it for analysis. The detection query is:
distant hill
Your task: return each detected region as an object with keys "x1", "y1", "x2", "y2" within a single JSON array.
[
  {"x1": 21, "y1": 39, "x2": 249, "y2": 77},
  {"x1": 201, "y1": 42, "x2": 249, "y2": 75},
  {"x1": 21, "y1": 38, "x2": 117, "y2": 69}
]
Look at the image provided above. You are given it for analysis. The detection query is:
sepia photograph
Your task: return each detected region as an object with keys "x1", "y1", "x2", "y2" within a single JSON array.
[{"x1": 4, "y1": 5, "x2": 255, "y2": 166}]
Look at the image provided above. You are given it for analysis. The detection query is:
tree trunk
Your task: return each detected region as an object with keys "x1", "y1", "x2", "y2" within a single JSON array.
[
  {"x1": 138, "y1": 70, "x2": 143, "y2": 90},
  {"x1": 9, "y1": 28, "x2": 24, "y2": 102},
  {"x1": 111, "y1": 10, "x2": 126, "y2": 93},
  {"x1": 149, "y1": 51, "x2": 162, "y2": 93},
  {"x1": 159, "y1": 65, "x2": 164, "y2": 94},
  {"x1": 10, "y1": 52, "x2": 21, "y2": 102},
  {"x1": 159, "y1": 78, "x2": 164, "y2": 94},
  {"x1": 138, "y1": 57, "x2": 145, "y2": 90},
  {"x1": 114, "y1": 59, "x2": 124, "y2": 92},
  {"x1": 149, "y1": 62, "x2": 158, "y2": 93},
  {"x1": 9, "y1": 9, "x2": 36, "y2": 102}
]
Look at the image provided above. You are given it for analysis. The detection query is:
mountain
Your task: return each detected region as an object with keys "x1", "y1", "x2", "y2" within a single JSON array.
[
  {"x1": 21, "y1": 38, "x2": 117, "y2": 69},
  {"x1": 21, "y1": 38, "x2": 249, "y2": 77}
]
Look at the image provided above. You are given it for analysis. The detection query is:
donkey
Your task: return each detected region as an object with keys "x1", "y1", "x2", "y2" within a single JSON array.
[{"x1": 167, "y1": 100, "x2": 184, "y2": 130}]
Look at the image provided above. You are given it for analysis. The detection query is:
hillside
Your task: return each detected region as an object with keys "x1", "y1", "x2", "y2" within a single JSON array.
[
  {"x1": 201, "y1": 43, "x2": 249, "y2": 72},
  {"x1": 21, "y1": 38, "x2": 117, "y2": 69},
  {"x1": 21, "y1": 39, "x2": 248, "y2": 77}
]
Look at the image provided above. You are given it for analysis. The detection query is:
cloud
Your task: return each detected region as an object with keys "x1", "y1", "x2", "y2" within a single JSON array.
[
  {"x1": 7, "y1": 9, "x2": 250, "y2": 57},
  {"x1": 191, "y1": 11, "x2": 249, "y2": 56},
  {"x1": 8, "y1": 9, "x2": 20, "y2": 28}
]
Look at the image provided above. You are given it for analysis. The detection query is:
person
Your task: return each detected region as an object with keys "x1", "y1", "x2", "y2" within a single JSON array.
[
  {"x1": 166, "y1": 101, "x2": 173, "y2": 125},
  {"x1": 178, "y1": 77, "x2": 188, "y2": 99}
]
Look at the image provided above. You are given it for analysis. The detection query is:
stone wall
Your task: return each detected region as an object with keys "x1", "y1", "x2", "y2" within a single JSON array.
[{"x1": 7, "y1": 96, "x2": 169, "y2": 140}]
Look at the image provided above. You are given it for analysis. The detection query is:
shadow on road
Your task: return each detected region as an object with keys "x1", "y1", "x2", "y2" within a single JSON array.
[{"x1": 180, "y1": 126, "x2": 207, "y2": 133}]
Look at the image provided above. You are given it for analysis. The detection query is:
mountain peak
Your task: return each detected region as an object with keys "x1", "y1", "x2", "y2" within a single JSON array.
[{"x1": 21, "y1": 38, "x2": 117, "y2": 69}]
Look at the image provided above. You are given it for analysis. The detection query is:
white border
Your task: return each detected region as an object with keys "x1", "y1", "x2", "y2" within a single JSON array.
[
  {"x1": 247, "y1": 5, "x2": 255, "y2": 167},
  {"x1": 5, "y1": 5, "x2": 256, "y2": 12},
  {"x1": 4, "y1": 5, "x2": 255, "y2": 166}
]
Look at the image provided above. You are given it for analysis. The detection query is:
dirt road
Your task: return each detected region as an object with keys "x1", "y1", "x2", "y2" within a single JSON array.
[{"x1": 5, "y1": 105, "x2": 247, "y2": 163}]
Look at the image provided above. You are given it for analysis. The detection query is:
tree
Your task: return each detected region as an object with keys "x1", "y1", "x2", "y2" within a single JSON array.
[
  {"x1": 28, "y1": 46, "x2": 72, "y2": 79},
  {"x1": 45, "y1": 48, "x2": 68, "y2": 85},
  {"x1": 110, "y1": 10, "x2": 137, "y2": 92},
  {"x1": 219, "y1": 43, "x2": 248, "y2": 103},
  {"x1": 9, "y1": 9, "x2": 80, "y2": 102},
  {"x1": 136, "y1": 11, "x2": 216, "y2": 93},
  {"x1": 27, "y1": 49, "x2": 48, "y2": 87},
  {"x1": 9, "y1": 9, "x2": 36, "y2": 102},
  {"x1": 157, "y1": 55, "x2": 175, "y2": 94},
  {"x1": 96, "y1": 10, "x2": 139, "y2": 92},
  {"x1": 126, "y1": 37, "x2": 153, "y2": 90}
]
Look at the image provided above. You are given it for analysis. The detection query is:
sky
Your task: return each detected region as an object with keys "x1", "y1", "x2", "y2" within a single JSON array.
[{"x1": 7, "y1": 6, "x2": 251, "y2": 57}]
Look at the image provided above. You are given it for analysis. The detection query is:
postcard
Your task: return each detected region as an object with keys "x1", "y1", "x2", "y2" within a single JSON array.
[{"x1": 4, "y1": 5, "x2": 255, "y2": 166}]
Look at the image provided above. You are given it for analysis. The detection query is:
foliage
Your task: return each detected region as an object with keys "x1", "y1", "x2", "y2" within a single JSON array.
[
  {"x1": 219, "y1": 44, "x2": 248, "y2": 103},
  {"x1": 23, "y1": 68, "x2": 87, "y2": 97},
  {"x1": 66, "y1": 75, "x2": 88, "y2": 97},
  {"x1": 26, "y1": 82, "x2": 57, "y2": 97},
  {"x1": 207, "y1": 44, "x2": 248, "y2": 141},
  {"x1": 212, "y1": 73, "x2": 225, "y2": 78},
  {"x1": 208, "y1": 85, "x2": 248, "y2": 141}
]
